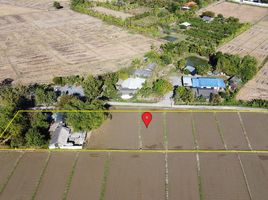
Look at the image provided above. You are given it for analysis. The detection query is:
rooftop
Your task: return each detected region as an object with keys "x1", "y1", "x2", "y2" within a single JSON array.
[
  {"x1": 192, "y1": 77, "x2": 226, "y2": 88},
  {"x1": 120, "y1": 78, "x2": 146, "y2": 90},
  {"x1": 54, "y1": 85, "x2": 85, "y2": 96}
]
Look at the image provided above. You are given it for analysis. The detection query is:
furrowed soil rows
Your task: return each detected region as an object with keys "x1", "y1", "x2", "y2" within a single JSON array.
[
  {"x1": 216, "y1": 112, "x2": 250, "y2": 150},
  {"x1": 193, "y1": 113, "x2": 224, "y2": 150},
  {"x1": 199, "y1": 153, "x2": 250, "y2": 200},
  {"x1": 239, "y1": 154, "x2": 268, "y2": 200},
  {"x1": 0, "y1": 5, "x2": 159, "y2": 83},
  {"x1": 166, "y1": 113, "x2": 195, "y2": 149},
  {"x1": 168, "y1": 153, "x2": 199, "y2": 200},
  {"x1": 240, "y1": 113, "x2": 268, "y2": 150},
  {"x1": 0, "y1": 152, "x2": 22, "y2": 192},
  {"x1": 35, "y1": 152, "x2": 76, "y2": 200},
  {"x1": 88, "y1": 113, "x2": 140, "y2": 149},
  {"x1": 105, "y1": 153, "x2": 165, "y2": 200},
  {"x1": 198, "y1": 1, "x2": 268, "y2": 23},
  {"x1": 67, "y1": 153, "x2": 106, "y2": 200},
  {"x1": 141, "y1": 113, "x2": 165, "y2": 149},
  {"x1": 0, "y1": 152, "x2": 48, "y2": 200}
]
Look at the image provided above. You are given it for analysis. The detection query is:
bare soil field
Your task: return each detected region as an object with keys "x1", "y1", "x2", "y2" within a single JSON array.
[
  {"x1": 168, "y1": 153, "x2": 199, "y2": 200},
  {"x1": 88, "y1": 113, "x2": 140, "y2": 149},
  {"x1": 198, "y1": 1, "x2": 268, "y2": 23},
  {"x1": 0, "y1": 3, "x2": 159, "y2": 84},
  {"x1": 0, "y1": 152, "x2": 48, "y2": 200},
  {"x1": 0, "y1": 152, "x2": 22, "y2": 192},
  {"x1": 141, "y1": 113, "x2": 165, "y2": 149},
  {"x1": 199, "y1": 153, "x2": 250, "y2": 200},
  {"x1": 0, "y1": 0, "x2": 70, "y2": 11},
  {"x1": 67, "y1": 153, "x2": 106, "y2": 200},
  {"x1": 0, "y1": 4, "x2": 39, "y2": 16},
  {"x1": 239, "y1": 153, "x2": 268, "y2": 200},
  {"x1": 218, "y1": 16, "x2": 268, "y2": 100},
  {"x1": 166, "y1": 113, "x2": 195, "y2": 149},
  {"x1": 92, "y1": 6, "x2": 133, "y2": 19},
  {"x1": 240, "y1": 113, "x2": 268, "y2": 150},
  {"x1": 105, "y1": 153, "x2": 165, "y2": 200},
  {"x1": 35, "y1": 152, "x2": 77, "y2": 200},
  {"x1": 193, "y1": 113, "x2": 224, "y2": 150},
  {"x1": 236, "y1": 62, "x2": 268, "y2": 100},
  {"x1": 216, "y1": 112, "x2": 250, "y2": 150}
]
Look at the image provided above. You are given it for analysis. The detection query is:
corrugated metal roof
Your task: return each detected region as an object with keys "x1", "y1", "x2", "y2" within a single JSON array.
[
  {"x1": 192, "y1": 77, "x2": 225, "y2": 88},
  {"x1": 121, "y1": 78, "x2": 146, "y2": 89}
]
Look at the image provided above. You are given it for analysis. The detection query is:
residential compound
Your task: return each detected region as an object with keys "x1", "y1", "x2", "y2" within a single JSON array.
[{"x1": 183, "y1": 76, "x2": 226, "y2": 98}]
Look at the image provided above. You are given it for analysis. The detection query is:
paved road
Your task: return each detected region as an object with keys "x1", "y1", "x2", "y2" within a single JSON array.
[{"x1": 108, "y1": 101, "x2": 267, "y2": 111}]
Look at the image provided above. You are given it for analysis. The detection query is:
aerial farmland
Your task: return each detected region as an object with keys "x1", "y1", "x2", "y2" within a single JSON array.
[
  {"x1": 1, "y1": 111, "x2": 268, "y2": 200},
  {"x1": 0, "y1": 0, "x2": 159, "y2": 84}
]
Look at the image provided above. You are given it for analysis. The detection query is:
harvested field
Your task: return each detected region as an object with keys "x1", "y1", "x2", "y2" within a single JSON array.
[
  {"x1": 0, "y1": 4, "x2": 159, "y2": 84},
  {"x1": 67, "y1": 153, "x2": 106, "y2": 200},
  {"x1": 0, "y1": 0, "x2": 70, "y2": 10},
  {"x1": 216, "y1": 112, "x2": 250, "y2": 150},
  {"x1": 168, "y1": 153, "x2": 199, "y2": 200},
  {"x1": 141, "y1": 113, "x2": 165, "y2": 149},
  {"x1": 105, "y1": 153, "x2": 165, "y2": 200},
  {"x1": 0, "y1": 152, "x2": 48, "y2": 200},
  {"x1": 127, "y1": 6, "x2": 151, "y2": 15},
  {"x1": 198, "y1": 1, "x2": 268, "y2": 23},
  {"x1": 218, "y1": 16, "x2": 268, "y2": 100},
  {"x1": 193, "y1": 113, "x2": 224, "y2": 150},
  {"x1": 92, "y1": 7, "x2": 133, "y2": 19},
  {"x1": 199, "y1": 153, "x2": 250, "y2": 200},
  {"x1": 240, "y1": 113, "x2": 268, "y2": 150},
  {"x1": 0, "y1": 152, "x2": 22, "y2": 192},
  {"x1": 166, "y1": 113, "x2": 195, "y2": 149},
  {"x1": 35, "y1": 152, "x2": 77, "y2": 200},
  {"x1": 236, "y1": 62, "x2": 268, "y2": 100},
  {"x1": 88, "y1": 113, "x2": 140, "y2": 149},
  {"x1": 0, "y1": 4, "x2": 39, "y2": 16},
  {"x1": 239, "y1": 154, "x2": 268, "y2": 200}
]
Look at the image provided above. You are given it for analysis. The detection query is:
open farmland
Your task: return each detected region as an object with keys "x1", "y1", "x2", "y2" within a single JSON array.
[
  {"x1": 0, "y1": 1, "x2": 159, "y2": 84},
  {"x1": 92, "y1": 6, "x2": 133, "y2": 19},
  {"x1": 0, "y1": 111, "x2": 268, "y2": 199},
  {"x1": 198, "y1": 1, "x2": 268, "y2": 23},
  {"x1": 218, "y1": 15, "x2": 268, "y2": 100}
]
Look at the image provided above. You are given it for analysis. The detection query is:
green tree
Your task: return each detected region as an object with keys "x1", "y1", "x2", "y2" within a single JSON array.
[
  {"x1": 177, "y1": 59, "x2": 186, "y2": 70},
  {"x1": 102, "y1": 73, "x2": 119, "y2": 99},
  {"x1": 64, "y1": 99, "x2": 108, "y2": 131},
  {"x1": 53, "y1": 1, "x2": 63, "y2": 9},
  {"x1": 52, "y1": 77, "x2": 63, "y2": 85},
  {"x1": 25, "y1": 128, "x2": 46, "y2": 147},
  {"x1": 35, "y1": 85, "x2": 56, "y2": 106},
  {"x1": 195, "y1": 64, "x2": 211, "y2": 75},
  {"x1": 174, "y1": 87, "x2": 194, "y2": 103},
  {"x1": 209, "y1": 93, "x2": 222, "y2": 104},
  {"x1": 239, "y1": 55, "x2": 258, "y2": 83},
  {"x1": 82, "y1": 75, "x2": 102, "y2": 100},
  {"x1": 152, "y1": 79, "x2": 173, "y2": 96}
]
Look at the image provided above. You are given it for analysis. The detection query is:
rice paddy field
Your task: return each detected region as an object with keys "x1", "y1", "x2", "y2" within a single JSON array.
[{"x1": 0, "y1": 111, "x2": 268, "y2": 200}]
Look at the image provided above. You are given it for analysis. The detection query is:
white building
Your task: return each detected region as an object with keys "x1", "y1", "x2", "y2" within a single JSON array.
[
  {"x1": 118, "y1": 77, "x2": 146, "y2": 99},
  {"x1": 49, "y1": 124, "x2": 86, "y2": 149}
]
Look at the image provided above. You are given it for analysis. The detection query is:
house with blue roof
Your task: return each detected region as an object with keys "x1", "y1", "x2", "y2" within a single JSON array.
[{"x1": 192, "y1": 77, "x2": 226, "y2": 91}]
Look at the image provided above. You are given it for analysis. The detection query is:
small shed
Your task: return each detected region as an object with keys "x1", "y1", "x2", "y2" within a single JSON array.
[
  {"x1": 182, "y1": 76, "x2": 193, "y2": 87},
  {"x1": 185, "y1": 65, "x2": 196, "y2": 75},
  {"x1": 202, "y1": 16, "x2": 214, "y2": 23},
  {"x1": 180, "y1": 22, "x2": 191, "y2": 29}
]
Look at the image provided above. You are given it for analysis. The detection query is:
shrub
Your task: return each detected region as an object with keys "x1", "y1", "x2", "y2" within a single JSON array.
[{"x1": 53, "y1": 1, "x2": 63, "y2": 9}]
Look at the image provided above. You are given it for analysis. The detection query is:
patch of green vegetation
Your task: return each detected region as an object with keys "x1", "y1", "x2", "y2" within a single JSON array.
[{"x1": 99, "y1": 154, "x2": 111, "y2": 200}]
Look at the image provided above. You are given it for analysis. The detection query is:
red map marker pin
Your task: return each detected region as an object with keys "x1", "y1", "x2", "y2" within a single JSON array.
[{"x1": 142, "y1": 112, "x2": 152, "y2": 128}]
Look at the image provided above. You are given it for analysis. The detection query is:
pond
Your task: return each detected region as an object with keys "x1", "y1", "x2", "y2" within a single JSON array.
[
  {"x1": 162, "y1": 35, "x2": 178, "y2": 42},
  {"x1": 186, "y1": 56, "x2": 208, "y2": 67}
]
